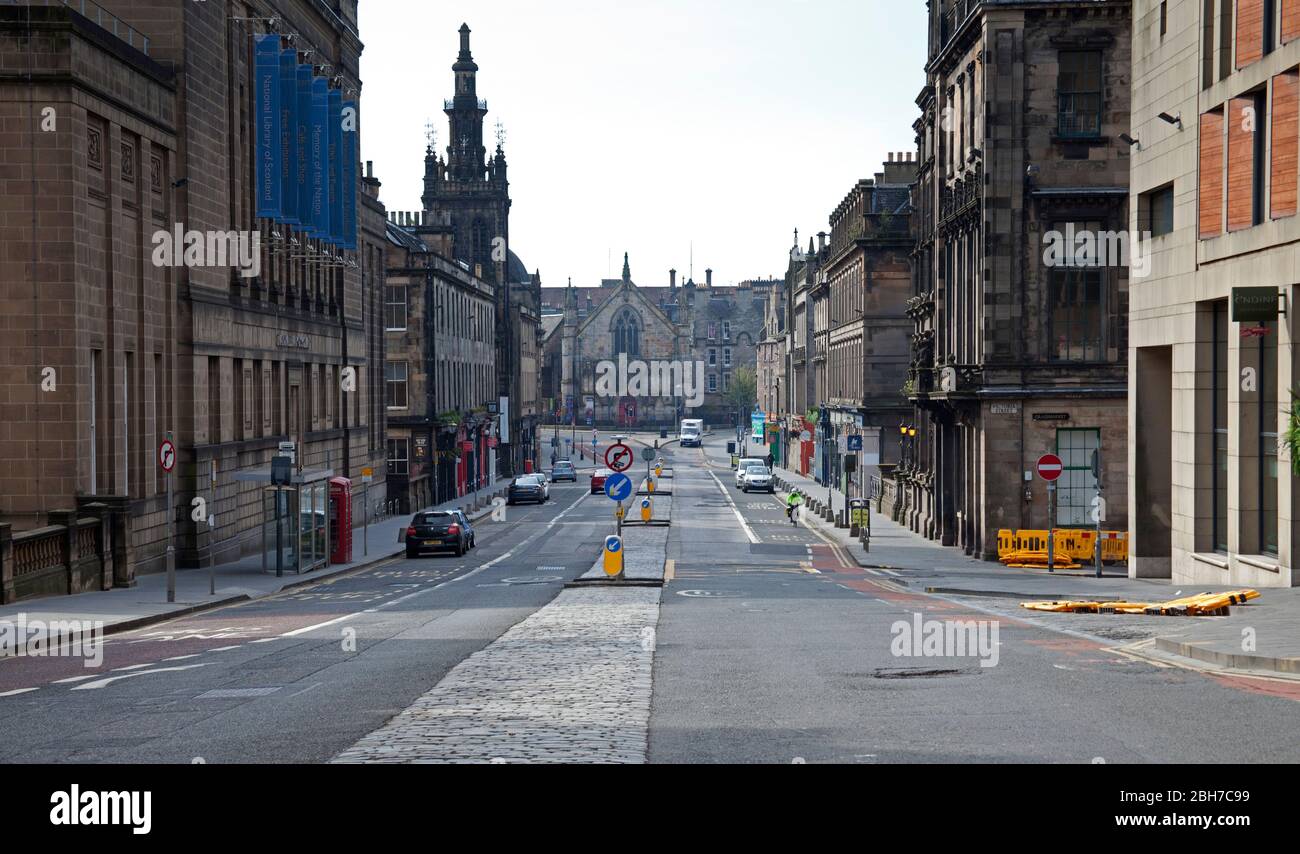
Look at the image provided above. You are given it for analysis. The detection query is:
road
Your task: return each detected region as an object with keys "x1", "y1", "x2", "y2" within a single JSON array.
[
  {"x1": 0, "y1": 475, "x2": 608, "y2": 763},
  {"x1": 3, "y1": 429, "x2": 1298, "y2": 764},
  {"x1": 650, "y1": 438, "x2": 1300, "y2": 763}
]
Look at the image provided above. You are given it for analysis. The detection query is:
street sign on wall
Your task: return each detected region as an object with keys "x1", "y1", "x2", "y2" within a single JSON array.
[
  {"x1": 1232, "y1": 287, "x2": 1280, "y2": 323},
  {"x1": 1036, "y1": 454, "x2": 1064, "y2": 482}
]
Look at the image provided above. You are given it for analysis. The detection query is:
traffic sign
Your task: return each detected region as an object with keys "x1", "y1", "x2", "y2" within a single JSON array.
[
  {"x1": 603, "y1": 535, "x2": 624, "y2": 577},
  {"x1": 1036, "y1": 453, "x2": 1064, "y2": 482},
  {"x1": 847, "y1": 435, "x2": 863, "y2": 452},
  {"x1": 641, "y1": 447, "x2": 656, "y2": 462},
  {"x1": 800, "y1": 430, "x2": 812, "y2": 442},
  {"x1": 361, "y1": 466, "x2": 374, "y2": 484},
  {"x1": 158, "y1": 440, "x2": 176, "y2": 473},
  {"x1": 605, "y1": 442, "x2": 634, "y2": 472},
  {"x1": 604, "y1": 473, "x2": 633, "y2": 502}
]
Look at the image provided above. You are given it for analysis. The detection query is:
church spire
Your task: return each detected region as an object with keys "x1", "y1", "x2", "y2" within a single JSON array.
[
  {"x1": 446, "y1": 23, "x2": 488, "y2": 182},
  {"x1": 622, "y1": 252, "x2": 631, "y2": 284}
]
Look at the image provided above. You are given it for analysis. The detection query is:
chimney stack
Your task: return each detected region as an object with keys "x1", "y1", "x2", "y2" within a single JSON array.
[
  {"x1": 706, "y1": 268, "x2": 713, "y2": 288},
  {"x1": 817, "y1": 232, "x2": 827, "y2": 253},
  {"x1": 670, "y1": 268, "x2": 677, "y2": 289}
]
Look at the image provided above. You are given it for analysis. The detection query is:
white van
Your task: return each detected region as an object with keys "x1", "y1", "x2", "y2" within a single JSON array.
[{"x1": 679, "y1": 418, "x2": 704, "y2": 448}]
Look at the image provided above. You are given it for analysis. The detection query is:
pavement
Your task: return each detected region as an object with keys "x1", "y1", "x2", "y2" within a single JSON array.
[
  {"x1": 0, "y1": 480, "x2": 512, "y2": 654},
  {"x1": 760, "y1": 443, "x2": 1300, "y2": 679}
]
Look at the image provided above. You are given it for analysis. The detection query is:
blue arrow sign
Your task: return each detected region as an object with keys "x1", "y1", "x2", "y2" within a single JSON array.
[
  {"x1": 848, "y1": 435, "x2": 863, "y2": 452},
  {"x1": 604, "y1": 473, "x2": 633, "y2": 502},
  {"x1": 605, "y1": 536, "x2": 622, "y2": 553}
]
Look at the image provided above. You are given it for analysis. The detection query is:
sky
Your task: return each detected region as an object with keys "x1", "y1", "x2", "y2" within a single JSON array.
[{"x1": 358, "y1": 0, "x2": 926, "y2": 291}]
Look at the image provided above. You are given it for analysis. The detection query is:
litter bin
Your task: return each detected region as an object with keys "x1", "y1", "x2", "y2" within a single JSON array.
[{"x1": 660, "y1": 428, "x2": 668, "y2": 439}]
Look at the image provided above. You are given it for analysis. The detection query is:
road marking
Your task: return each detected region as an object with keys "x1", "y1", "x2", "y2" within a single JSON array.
[
  {"x1": 803, "y1": 566, "x2": 821, "y2": 575},
  {"x1": 112, "y1": 663, "x2": 156, "y2": 672},
  {"x1": 664, "y1": 559, "x2": 675, "y2": 583},
  {"x1": 706, "y1": 469, "x2": 760, "y2": 544},
  {"x1": 72, "y1": 663, "x2": 211, "y2": 691},
  {"x1": 52, "y1": 674, "x2": 101, "y2": 685},
  {"x1": 0, "y1": 688, "x2": 39, "y2": 697},
  {"x1": 281, "y1": 614, "x2": 354, "y2": 638},
  {"x1": 209, "y1": 646, "x2": 242, "y2": 652},
  {"x1": 163, "y1": 654, "x2": 201, "y2": 662}
]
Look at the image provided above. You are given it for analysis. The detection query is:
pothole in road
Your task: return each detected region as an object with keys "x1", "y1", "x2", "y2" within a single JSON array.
[{"x1": 869, "y1": 668, "x2": 976, "y2": 679}]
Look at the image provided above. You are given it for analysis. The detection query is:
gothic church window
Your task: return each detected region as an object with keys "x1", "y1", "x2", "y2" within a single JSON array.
[{"x1": 613, "y1": 309, "x2": 641, "y2": 357}]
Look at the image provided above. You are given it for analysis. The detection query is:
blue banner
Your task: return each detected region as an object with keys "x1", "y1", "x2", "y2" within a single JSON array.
[
  {"x1": 341, "y1": 100, "x2": 357, "y2": 250},
  {"x1": 296, "y1": 63, "x2": 313, "y2": 236},
  {"x1": 327, "y1": 87, "x2": 342, "y2": 246},
  {"x1": 310, "y1": 76, "x2": 329, "y2": 240},
  {"x1": 254, "y1": 35, "x2": 280, "y2": 219},
  {"x1": 279, "y1": 49, "x2": 298, "y2": 225}
]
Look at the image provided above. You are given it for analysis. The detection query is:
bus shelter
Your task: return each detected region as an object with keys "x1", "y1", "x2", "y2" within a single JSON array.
[{"x1": 233, "y1": 467, "x2": 333, "y2": 576}]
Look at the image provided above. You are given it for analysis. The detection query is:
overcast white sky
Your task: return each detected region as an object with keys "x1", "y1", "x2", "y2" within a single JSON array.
[{"x1": 358, "y1": 0, "x2": 926, "y2": 290}]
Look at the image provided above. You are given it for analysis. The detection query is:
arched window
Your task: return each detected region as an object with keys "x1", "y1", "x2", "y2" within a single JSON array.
[{"x1": 613, "y1": 309, "x2": 641, "y2": 357}]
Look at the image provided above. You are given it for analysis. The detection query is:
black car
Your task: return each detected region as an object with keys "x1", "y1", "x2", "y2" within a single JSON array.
[
  {"x1": 507, "y1": 475, "x2": 548, "y2": 505},
  {"x1": 405, "y1": 511, "x2": 470, "y2": 558}
]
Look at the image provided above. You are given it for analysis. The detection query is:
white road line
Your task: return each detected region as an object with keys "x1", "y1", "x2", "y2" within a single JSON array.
[
  {"x1": 209, "y1": 646, "x2": 242, "y2": 652},
  {"x1": 112, "y1": 663, "x2": 155, "y2": 672},
  {"x1": 0, "y1": 688, "x2": 39, "y2": 697},
  {"x1": 285, "y1": 490, "x2": 594, "y2": 636},
  {"x1": 163, "y1": 654, "x2": 201, "y2": 662},
  {"x1": 52, "y1": 674, "x2": 101, "y2": 685},
  {"x1": 707, "y1": 470, "x2": 760, "y2": 544},
  {"x1": 249, "y1": 638, "x2": 278, "y2": 644},
  {"x1": 72, "y1": 663, "x2": 211, "y2": 691}
]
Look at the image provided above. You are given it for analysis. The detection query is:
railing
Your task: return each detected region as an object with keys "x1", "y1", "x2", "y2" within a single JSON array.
[
  {"x1": 1, "y1": 514, "x2": 111, "y2": 604},
  {"x1": 1, "y1": 0, "x2": 151, "y2": 54},
  {"x1": 443, "y1": 98, "x2": 488, "y2": 111}
]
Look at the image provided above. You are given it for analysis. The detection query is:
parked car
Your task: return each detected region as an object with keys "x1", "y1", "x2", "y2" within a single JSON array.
[
  {"x1": 508, "y1": 475, "x2": 548, "y2": 505},
  {"x1": 740, "y1": 464, "x2": 775, "y2": 493},
  {"x1": 405, "y1": 511, "x2": 469, "y2": 558},
  {"x1": 552, "y1": 460, "x2": 578, "y2": 482},
  {"x1": 450, "y1": 509, "x2": 476, "y2": 549},
  {"x1": 735, "y1": 458, "x2": 768, "y2": 487},
  {"x1": 590, "y1": 468, "x2": 612, "y2": 494}
]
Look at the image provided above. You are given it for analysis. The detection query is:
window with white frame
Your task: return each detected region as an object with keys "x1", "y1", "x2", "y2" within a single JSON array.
[
  {"x1": 385, "y1": 285, "x2": 407, "y2": 331},
  {"x1": 386, "y1": 437, "x2": 409, "y2": 476},
  {"x1": 385, "y1": 361, "x2": 408, "y2": 409},
  {"x1": 707, "y1": 373, "x2": 718, "y2": 393}
]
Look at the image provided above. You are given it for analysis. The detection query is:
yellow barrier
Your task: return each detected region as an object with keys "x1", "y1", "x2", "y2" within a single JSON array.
[
  {"x1": 998, "y1": 528, "x2": 1129, "y2": 566},
  {"x1": 1023, "y1": 589, "x2": 1260, "y2": 617}
]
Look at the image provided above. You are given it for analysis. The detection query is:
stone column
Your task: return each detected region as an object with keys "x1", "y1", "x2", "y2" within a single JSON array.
[
  {"x1": 81, "y1": 502, "x2": 114, "y2": 591},
  {"x1": 0, "y1": 523, "x2": 12, "y2": 604},
  {"x1": 46, "y1": 510, "x2": 78, "y2": 595}
]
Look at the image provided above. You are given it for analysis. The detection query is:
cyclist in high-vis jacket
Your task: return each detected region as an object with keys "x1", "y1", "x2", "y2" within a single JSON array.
[{"x1": 786, "y1": 490, "x2": 804, "y2": 526}]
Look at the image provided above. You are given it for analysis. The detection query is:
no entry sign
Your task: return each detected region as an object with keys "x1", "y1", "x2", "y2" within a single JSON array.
[{"x1": 1036, "y1": 453, "x2": 1063, "y2": 482}]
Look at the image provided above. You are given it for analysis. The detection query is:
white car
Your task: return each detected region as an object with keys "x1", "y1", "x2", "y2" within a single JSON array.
[
  {"x1": 735, "y1": 458, "x2": 768, "y2": 487},
  {"x1": 740, "y1": 464, "x2": 774, "y2": 493}
]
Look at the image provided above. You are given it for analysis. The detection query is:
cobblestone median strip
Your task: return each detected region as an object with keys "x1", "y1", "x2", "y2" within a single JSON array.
[{"x1": 331, "y1": 586, "x2": 661, "y2": 764}]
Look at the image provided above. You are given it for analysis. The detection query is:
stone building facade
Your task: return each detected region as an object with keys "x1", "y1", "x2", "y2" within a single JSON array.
[
  {"x1": 539, "y1": 261, "x2": 779, "y2": 431},
  {"x1": 422, "y1": 24, "x2": 541, "y2": 476},
  {"x1": 815, "y1": 154, "x2": 915, "y2": 495},
  {"x1": 382, "y1": 211, "x2": 497, "y2": 514},
  {"x1": 0, "y1": 0, "x2": 388, "y2": 590},
  {"x1": 902, "y1": 0, "x2": 1132, "y2": 559},
  {"x1": 1128, "y1": 0, "x2": 1300, "y2": 587}
]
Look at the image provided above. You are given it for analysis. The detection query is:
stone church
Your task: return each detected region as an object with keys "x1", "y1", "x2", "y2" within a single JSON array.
[{"x1": 542, "y1": 256, "x2": 778, "y2": 430}]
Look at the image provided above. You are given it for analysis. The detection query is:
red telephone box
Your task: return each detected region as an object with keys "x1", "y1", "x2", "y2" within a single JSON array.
[{"x1": 328, "y1": 477, "x2": 353, "y2": 564}]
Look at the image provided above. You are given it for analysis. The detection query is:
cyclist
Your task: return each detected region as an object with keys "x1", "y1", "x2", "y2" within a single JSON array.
[{"x1": 786, "y1": 489, "x2": 804, "y2": 526}]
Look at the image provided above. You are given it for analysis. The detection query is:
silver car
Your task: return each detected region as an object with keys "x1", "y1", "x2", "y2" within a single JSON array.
[{"x1": 740, "y1": 464, "x2": 774, "y2": 493}]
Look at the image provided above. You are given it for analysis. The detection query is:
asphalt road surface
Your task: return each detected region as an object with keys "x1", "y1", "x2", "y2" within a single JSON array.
[
  {"x1": 649, "y1": 439, "x2": 1300, "y2": 764},
  {"x1": 0, "y1": 477, "x2": 609, "y2": 763}
]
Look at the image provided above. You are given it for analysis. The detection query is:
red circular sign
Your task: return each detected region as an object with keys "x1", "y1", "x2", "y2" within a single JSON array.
[
  {"x1": 158, "y1": 440, "x2": 177, "y2": 473},
  {"x1": 605, "y1": 443, "x2": 633, "y2": 473},
  {"x1": 1036, "y1": 453, "x2": 1064, "y2": 482}
]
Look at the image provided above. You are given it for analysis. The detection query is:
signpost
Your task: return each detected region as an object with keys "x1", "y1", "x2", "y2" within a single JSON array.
[
  {"x1": 604, "y1": 471, "x2": 633, "y2": 536},
  {"x1": 361, "y1": 466, "x2": 374, "y2": 557},
  {"x1": 1037, "y1": 453, "x2": 1063, "y2": 572},
  {"x1": 159, "y1": 437, "x2": 176, "y2": 603},
  {"x1": 603, "y1": 535, "x2": 624, "y2": 578}
]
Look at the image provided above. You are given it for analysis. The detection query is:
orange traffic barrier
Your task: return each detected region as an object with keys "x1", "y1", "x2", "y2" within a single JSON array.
[{"x1": 1022, "y1": 589, "x2": 1259, "y2": 617}]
